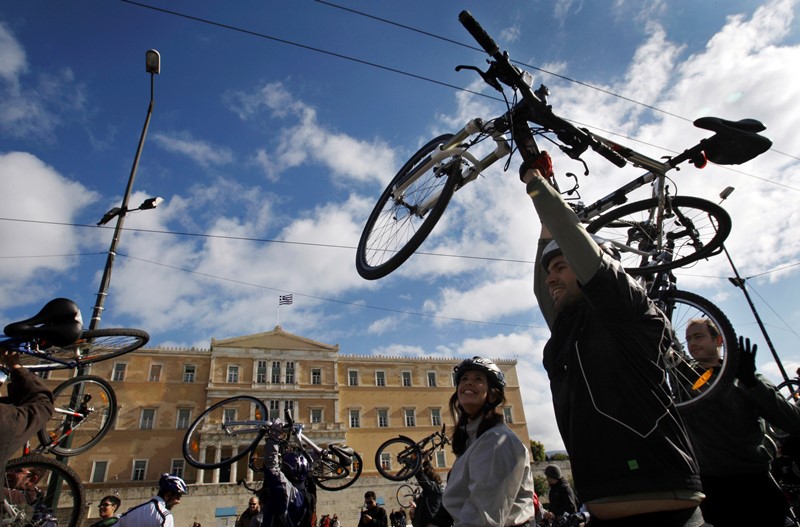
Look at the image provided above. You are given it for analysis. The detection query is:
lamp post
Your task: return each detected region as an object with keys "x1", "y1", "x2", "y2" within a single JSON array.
[{"x1": 89, "y1": 49, "x2": 161, "y2": 331}]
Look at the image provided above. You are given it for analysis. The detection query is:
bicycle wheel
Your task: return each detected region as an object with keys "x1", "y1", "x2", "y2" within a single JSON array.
[
  {"x1": 37, "y1": 375, "x2": 117, "y2": 456},
  {"x1": 356, "y1": 134, "x2": 462, "y2": 280},
  {"x1": 396, "y1": 484, "x2": 418, "y2": 509},
  {"x1": 312, "y1": 450, "x2": 363, "y2": 491},
  {"x1": 183, "y1": 396, "x2": 267, "y2": 469},
  {"x1": 16, "y1": 327, "x2": 150, "y2": 370},
  {"x1": 587, "y1": 196, "x2": 731, "y2": 275},
  {"x1": 768, "y1": 380, "x2": 800, "y2": 439},
  {"x1": 375, "y1": 437, "x2": 422, "y2": 481},
  {"x1": 3, "y1": 454, "x2": 87, "y2": 527},
  {"x1": 657, "y1": 290, "x2": 738, "y2": 411}
]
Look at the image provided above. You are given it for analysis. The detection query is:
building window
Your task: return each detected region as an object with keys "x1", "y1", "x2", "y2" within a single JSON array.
[
  {"x1": 140, "y1": 409, "x2": 156, "y2": 430},
  {"x1": 148, "y1": 364, "x2": 162, "y2": 382},
  {"x1": 349, "y1": 409, "x2": 360, "y2": 428},
  {"x1": 348, "y1": 370, "x2": 358, "y2": 386},
  {"x1": 379, "y1": 452, "x2": 391, "y2": 470},
  {"x1": 223, "y1": 408, "x2": 237, "y2": 423},
  {"x1": 132, "y1": 460, "x2": 147, "y2": 481},
  {"x1": 431, "y1": 408, "x2": 442, "y2": 427},
  {"x1": 427, "y1": 372, "x2": 437, "y2": 387},
  {"x1": 375, "y1": 371, "x2": 386, "y2": 387},
  {"x1": 285, "y1": 361, "x2": 295, "y2": 384},
  {"x1": 176, "y1": 409, "x2": 192, "y2": 429},
  {"x1": 112, "y1": 363, "x2": 126, "y2": 382},
  {"x1": 183, "y1": 364, "x2": 196, "y2": 383},
  {"x1": 271, "y1": 361, "x2": 281, "y2": 384},
  {"x1": 310, "y1": 408, "x2": 323, "y2": 424},
  {"x1": 402, "y1": 371, "x2": 412, "y2": 387},
  {"x1": 91, "y1": 461, "x2": 108, "y2": 483},
  {"x1": 503, "y1": 407, "x2": 513, "y2": 424},
  {"x1": 405, "y1": 409, "x2": 416, "y2": 427},
  {"x1": 285, "y1": 400, "x2": 294, "y2": 417},
  {"x1": 311, "y1": 368, "x2": 321, "y2": 385},
  {"x1": 256, "y1": 360, "x2": 268, "y2": 384},
  {"x1": 377, "y1": 409, "x2": 389, "y2": 428},
  {"x1": 171, "y1": 459, "x2": 185, "y2": 479},
  {"x1": 269, "y1": 400, "x2": 280, "y2": 420},
  {"x1": 435, "y1": 450, "x2": 446, "y2": 468},
  {"x1": 227, "y1": 365, "x2": 239, "y2": 383}
]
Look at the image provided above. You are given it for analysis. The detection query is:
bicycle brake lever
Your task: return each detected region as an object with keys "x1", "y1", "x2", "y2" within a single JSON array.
[{"x1": 455, "y1": 64, "x2": 503, "y2": 93}]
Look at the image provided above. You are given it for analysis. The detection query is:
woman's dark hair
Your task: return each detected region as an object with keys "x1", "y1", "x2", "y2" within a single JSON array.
[
  {"x1": 448, "y1": 382, "x2": 506, "y2": 456},
  {"x1": 421, "y1": 456, "x2": 442, "y2": 485}
]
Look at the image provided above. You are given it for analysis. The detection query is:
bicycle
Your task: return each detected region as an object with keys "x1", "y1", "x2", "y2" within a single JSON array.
[
  {"x1": 2, "y1": 453, "x2": 87, "y2": 527},
  {"x1": 395, "y1": 483, "x2": 421, "y2": 509},
  {"x1": 374, "y1": 424, "x2": 450, "y2": 481},
  {"x1": 182, "y1": 396, "x2": 363, "y2": 491},
  {"x1": 355, "y1": 11, "x2": 771, "y2": 282},
  {"x1": 767, "y1": 368, "x2": 800, "y2": 439}
]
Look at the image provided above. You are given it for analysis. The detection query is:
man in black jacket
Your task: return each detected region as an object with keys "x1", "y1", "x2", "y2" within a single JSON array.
[
  {"x1": 543, "y1": 464, "x2": 577, "y2": 520},
  {"x1": 358, "y1": 491, "x2": 388, "y2": 527}
]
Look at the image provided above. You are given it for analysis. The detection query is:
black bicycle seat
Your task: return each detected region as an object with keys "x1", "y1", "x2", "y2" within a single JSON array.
[
  {"x1": 693, "y1": 116, "x2": 772, "y2": 165},
  {"x1": 3, "y1": 298, "x2": 84, "y2": 347}
]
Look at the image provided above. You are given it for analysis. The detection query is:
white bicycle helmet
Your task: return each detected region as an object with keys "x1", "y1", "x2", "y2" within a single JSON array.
[{"x1": 159, "y1": 473, "x2": 188, "y2": 495}]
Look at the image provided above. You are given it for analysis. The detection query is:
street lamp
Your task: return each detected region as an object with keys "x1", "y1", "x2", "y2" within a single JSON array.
[{"x1": 88, "y1": 49, "x2": 161, "y2": 331}]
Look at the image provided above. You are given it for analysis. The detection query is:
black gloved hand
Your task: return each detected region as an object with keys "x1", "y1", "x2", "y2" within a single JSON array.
[{"x1": 736, "y1": 336, "x2": 758, "y2": 388}]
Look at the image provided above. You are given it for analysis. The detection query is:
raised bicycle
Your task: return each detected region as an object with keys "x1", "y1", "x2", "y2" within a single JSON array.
[
  {"x1": 395, "y1": 483, "x2": 421, "y2": 509},
  {"x1": 375, "y1": 425, "x2": 450, "y2": 481},
  {"x1": 182, "y1": 396, "x2": 363, "y2": 491},
  {"x1": 355, "y1": 11, "x2": 771, "y2": 281}
]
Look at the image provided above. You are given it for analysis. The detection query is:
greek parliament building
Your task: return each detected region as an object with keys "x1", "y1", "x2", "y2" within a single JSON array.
[{"x1": 41, "y1": 326, "x2": 529, "y2": 526}]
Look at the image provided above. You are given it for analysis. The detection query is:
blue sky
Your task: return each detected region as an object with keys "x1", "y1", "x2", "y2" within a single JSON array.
[{"x1": 2, "y1": 0, "x2": 799, "y2": 451}]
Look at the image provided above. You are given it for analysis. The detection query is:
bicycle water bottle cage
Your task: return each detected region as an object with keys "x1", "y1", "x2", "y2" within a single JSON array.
[
  {"x1": 694, "y1": 116, "x2": 772, "y2": 165},
  {"x1": 329, "y1": 444, "x2": 355, "y2": 466},
  {"x1": 3, "y1": 298, "x2": 83, "y2": 347}
]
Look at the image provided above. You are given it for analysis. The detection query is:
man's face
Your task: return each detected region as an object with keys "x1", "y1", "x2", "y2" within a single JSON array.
[
  {"x1": 5, "y1": 469, "x2": 38, "y2": 490},
  {"x1": 546, "y1": 256, "x2": 583, "y2": 313},
  {"x1": 365, "y1": 496, "x2": 376, "y2": 508},
  {"x1": 164, "y1": 491, "x2": 182, "y2": 510},
  {"x1": 685, "y1": 322, "x2": 722, "y2": 368},
  {"x1": 248, "y1": 498, "x2": 259, "y2": 511}
]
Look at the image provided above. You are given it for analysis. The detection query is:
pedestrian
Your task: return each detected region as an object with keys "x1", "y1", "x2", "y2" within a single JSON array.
[
  {"x1": 522, "y1": 152, "x2": 703, "y2": 525},
  {"x1": 331, "y1": 514, "x2": 341, "y2": 527},
  {"x1": 680, "y1": 324, "x2": 800, "y2": 527},
  {"x1": 542, "y1": 464, "x2": 577, "y2": 522},
  {"x1": 90, "y1": 495, "x2": 122, "y2": 527},
  {"x1": 116, "y1": 473, "x2": 188, "y2": 527},
  {"x1": 236, "y1": 497, "x2": 260, "y2": 527},
  {"x1": 410, "y1": 456, "x2": 443, "y2": 527},
  {"x1": 358, "y1": 491, "x2": 387, "y2": 527},
  {"x1": 431, "y1": 357, "x2": 536, "y2": 527}
]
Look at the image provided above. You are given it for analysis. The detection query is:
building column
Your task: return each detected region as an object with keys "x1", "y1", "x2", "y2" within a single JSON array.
[
  {"x1": 212, "y1": 444, "x2": 221, "y2": 484},
  {"x1": 197, "y1": 447, "x2": 207, "y2": 484},
  {"x1": 230, "y1": 446, "x2": 238, "y2": 482}
]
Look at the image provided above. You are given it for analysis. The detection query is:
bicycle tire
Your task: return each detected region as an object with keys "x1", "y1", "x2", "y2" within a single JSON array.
[
  {"x1": 313, "y1": 450, "x2": 363, "y2": 491},
  {"x1": 396, "y1": 483, "x2": 418, "y2": 509},
  {"x1": 768, "y1": 380, "x2": 800, "y2": 439},
  {"x1": 3, "y1": 453, "x2": 87, "y2": 527},
  {"x1": 586, "y1": 196, "x2": 732, "y2": 275},
  {"x1": 657, "y1": 289, "x2": 739, "y2": 411},
  {"x1": 17, "y1": 327, "x2": 150, "y2": 370},
  {"x1": 183, "y1": 395, "x2": 267, "y2": 469},
  {"x1": 37, "y1": 374, "x2": 117, "y2": 456},
  {"x1": 356, "y1": 134, "x2": 461, "y2": 280},
  {"x1": 375, "y1": 437, "x2": 422, "y2": 481}
]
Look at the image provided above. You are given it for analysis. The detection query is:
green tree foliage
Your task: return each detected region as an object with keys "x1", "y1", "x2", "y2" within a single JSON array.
[
  {"x1": 529, "y1": 440, "x2": 546, "y2": 462},
  {"x1": 533, "y1": 474, "x2": 549, "y2": 499},
  {"x1": 551, "y1": 452, "x2": 570, "y2": 461}
]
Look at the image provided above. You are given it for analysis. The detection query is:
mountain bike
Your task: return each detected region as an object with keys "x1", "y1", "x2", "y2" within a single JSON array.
[
  {"x1": 375, "y1": 425, "x2": 450, "y2": 481},
  {"x1": 395, "y1": 483, "x2": 421, "y2": 509},
  {"x1": 182, "y1": 395, "x2": 363, "y2": 491},
  {"x1": 2, "y1": 454, "x2": 87, "y2": 527},
  {"x1": 765, "y1": 368, "x2": 800, "y2": 439},
  {"x1": 355, "y1": 12, "x2": 771, "y2": 281}
]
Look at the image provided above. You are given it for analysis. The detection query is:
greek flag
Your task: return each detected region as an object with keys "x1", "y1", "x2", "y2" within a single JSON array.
[{"x1": 279, "y1": 294, "x2": 293, "y2": 306}]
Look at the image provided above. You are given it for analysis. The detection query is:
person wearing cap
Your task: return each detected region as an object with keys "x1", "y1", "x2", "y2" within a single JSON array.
[
  {"x1": 522, "y1": 153, "x2": 703, "y2": 526},
  {"x1": 430, "y1": 356, "x2": 536, "y2": 527},
  {"x1": 542, "y1": 465, "x2": 577, "y2": 521},
  {"x1": 116, "y1": 473, "x2": 188, "y2": 527}
]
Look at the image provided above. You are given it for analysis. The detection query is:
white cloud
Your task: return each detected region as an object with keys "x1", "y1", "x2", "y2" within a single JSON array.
[
  {"x1": 152, "y1": 132, "x2": 234, "y2": 167},
  {"x1": 0, "y1": 21, "x2": 27, "y2": 85}
]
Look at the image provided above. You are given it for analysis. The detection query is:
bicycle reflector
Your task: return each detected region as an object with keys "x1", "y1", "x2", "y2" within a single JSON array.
[{"x1": 692, "y1": 369, "x2": 714, "y2": 391}]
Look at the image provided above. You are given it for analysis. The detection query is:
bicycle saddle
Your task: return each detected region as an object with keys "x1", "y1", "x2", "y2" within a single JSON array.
[
  {"x1": 694, "y1": 116, "x2": 772, "y2": 165},
  {"x1": 3, "y1": 298, "x2": 84, "y2": 347}
]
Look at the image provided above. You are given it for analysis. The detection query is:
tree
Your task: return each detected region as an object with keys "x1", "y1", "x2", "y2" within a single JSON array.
[
  {"x1": 530, "y1": 440, "x2": 546, "y2": 462},
  {"x1": 533, "y1": 474, "x2": 549, "y2": 499},
  {"x1": 551, "y1": 452, "x2": 570, "y2": 461}
]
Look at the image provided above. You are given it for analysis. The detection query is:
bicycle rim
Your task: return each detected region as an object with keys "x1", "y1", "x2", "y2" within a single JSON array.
[
  {"x1": 396, "y1": 484, "x2": 417, "y2": 509},
  {"x1": 375, "y1": 437, "x2": 421, "y2": 481},
  {"x1": 17, "y1": 328, "x2": 150, "y2": 370},
  {"x1": 183, "y1": 396, "x2": 266, "y2": 469},
  {"x1": 769, "y1": 380, "x2": 800, "y2": 439},
  {"x1": 38, "y1": 375, "x2": 117, "y2": 456},
  {"x1": 313, "y1": 450, "x2": 362, "y2": 491},
  {"x1": 356, "y1": 134, "x2": 460, "y2": 280},
  {"x1": 587, "y1": 196, "x2": 732, "y2": 275},
  {"x1": 3, "y1": 454, "x2": 86, "y2": 527},
  {"x1": 657, "y1": 290, "x2": 738, "y2": 411}
]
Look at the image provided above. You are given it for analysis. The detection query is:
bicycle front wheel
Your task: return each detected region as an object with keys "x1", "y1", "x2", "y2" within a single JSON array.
[
  {"x1": 657, "y1": 290, "x2": 738, "y2": 411},
  {"x1": 396, "y1": 484, "x2": 418, "y2": 509},
  {"x1": 183, "y1": 396, "x2": 267, "y2": 469},
  {"x1": 356, "y1": 134, "x2": 461, "y2": 280},
  {"x1": 37, "y1": 375, "x2": 117, "y2": 456},
  {"x1": 375, "y1": 437, "x2": 422, "y2": 481},
  {"x1": 587, "y1": 196, "x2": 731, "y2": 275},
  {"x1": 3, "y1": 454, "x2": 87, "y2": 527},
  {"x1": 312, "y1": 450, "x2": 363, "y2": 492},
  {"x1": 17, "y1": 327, "x2": 150, "y2": 370},
  {"x1": 769, "y1": 380, "x2": 800, "y2": 439}
]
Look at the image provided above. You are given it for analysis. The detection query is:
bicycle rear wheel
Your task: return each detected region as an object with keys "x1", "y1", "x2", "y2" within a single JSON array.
[
  {"x1": 375, "y1": 437, "x2": 422, "y2": 481},
  {"x1": 356, "y1": 134, "x2": 461, "y2": 280},
  {"x1": 37, "y1": 375, "x2": 117, "y2": 456},
  {"x1": 312, "y1": 450, "x2": 362, "y2": 491},
  {"x1": 3, "y1": 454, "x2": 86, "y2": 527},
  {"x1": 183, "y1": 395, "x2": 267, "y2": 469},
  {"x1": 657, "y1": 289, "x2": 738, "y2": 411},
  {"x1": 396, "y1": 484, "x2": 418, "y2": 509},
  {"x1": 17, "y1": 327, "x2": 150, "y2": 370},
  {"x1": 587, "y1": 196, "x2": 731, "y2": 275},
  {"x1": 769, "y1": 380, "x2": 800, "y2": 439}
]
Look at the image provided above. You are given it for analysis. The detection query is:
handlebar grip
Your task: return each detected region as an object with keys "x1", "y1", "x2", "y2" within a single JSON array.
[
  {"x1": 590, "y1": 135, "x2": 627, "y2": 168},
  {"x1": 459, "y1": 11, "x2": 500, "y2": 56}
]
